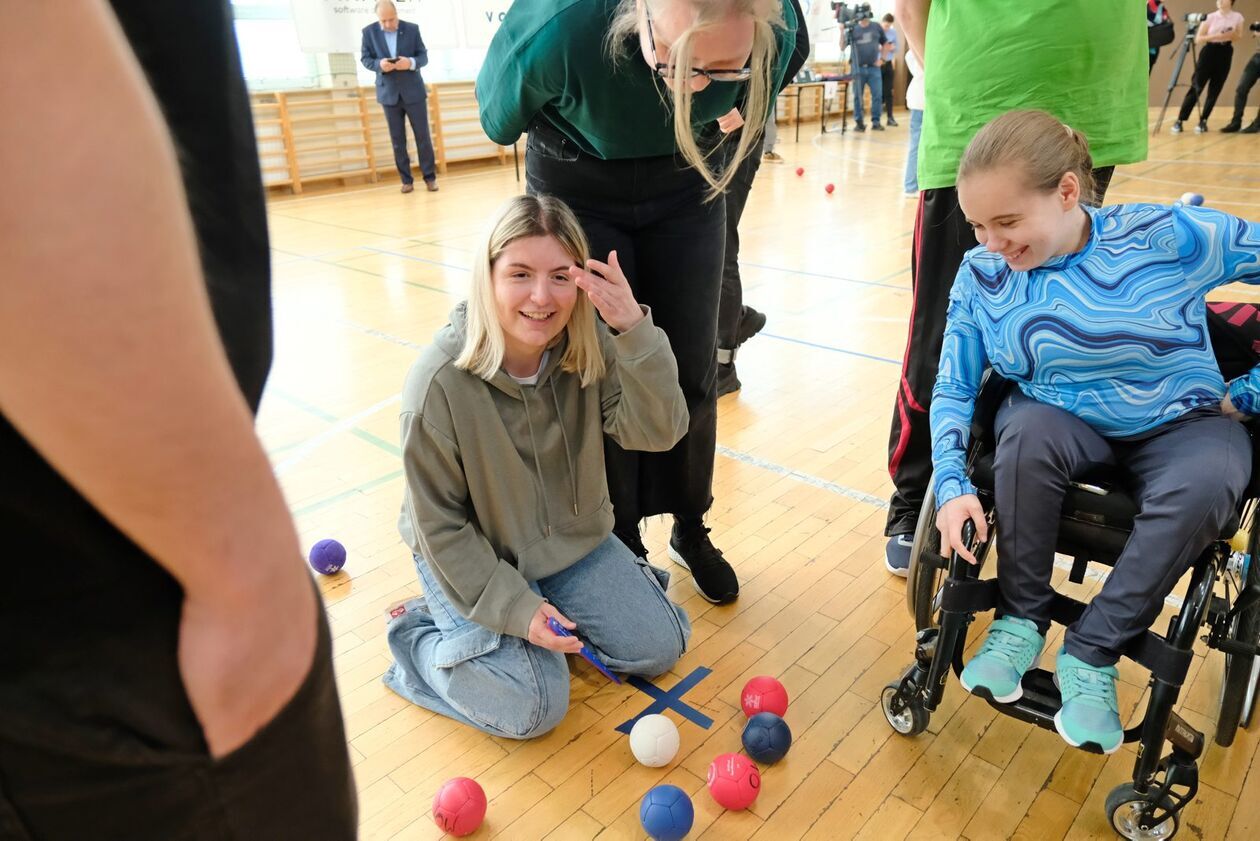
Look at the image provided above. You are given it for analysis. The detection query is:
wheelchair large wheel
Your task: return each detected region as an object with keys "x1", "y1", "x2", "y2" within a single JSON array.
[
  {"x1": 1216, "y1": 528, "x2": 1260, "y2": 747},
  {"x1": 1105, "y1": 784, "x2": 1179, "y2": 840},
  {"x1": 905, "y1": 482, "x2": 945, "y2": 631}
]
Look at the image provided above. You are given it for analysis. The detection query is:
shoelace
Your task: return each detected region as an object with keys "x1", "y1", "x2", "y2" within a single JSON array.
[
  {"x1": 980, "y1": 628, "x2": 1035, "y2": 668},
  {"x1": 677, "y1": 526, "x2": 726, "y2": 569},
  {"x1": 1060, "y1": 667, "x2": 1118, "y2": 711}
]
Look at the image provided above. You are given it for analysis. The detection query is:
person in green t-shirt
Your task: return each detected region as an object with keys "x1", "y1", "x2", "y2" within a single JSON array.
[
  {"x1": 883, "y1": 0, "x2": 1148, "y2": 576},
  {"x1": 478, "y1": 0, "x2": 802, "y2": 605}
]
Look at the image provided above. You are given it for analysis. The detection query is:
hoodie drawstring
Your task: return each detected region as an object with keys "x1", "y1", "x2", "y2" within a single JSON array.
[
  {"x1": 550, "y1": 379, "x2": 579, "y2": 517},
  {"x1": 519, "y1": 388, "x2": 553, "y2": 537}
]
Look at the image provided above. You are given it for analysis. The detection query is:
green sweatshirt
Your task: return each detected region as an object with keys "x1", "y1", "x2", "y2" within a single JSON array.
[
  {"x1": 476, "y1": 0, "x2": 799, "y2": 160},
  {"x1": 398, "y1": 304, "x2": 689, "y2": 639},
  {"x1": 917, "y1": 0, "x2": 1148, "y2": 190}
]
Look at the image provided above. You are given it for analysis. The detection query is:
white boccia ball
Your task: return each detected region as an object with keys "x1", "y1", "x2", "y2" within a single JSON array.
[
  {"x1": 629, "y1": 714, "x2": 680, "y2": 768},
  {"x1": 1180, "y1": 192, "x2": 1204, "y2": 207}
]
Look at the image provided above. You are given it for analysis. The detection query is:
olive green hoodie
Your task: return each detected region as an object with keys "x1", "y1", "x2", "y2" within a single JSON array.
[{"x1": 398, "y1": 303, "x2": 688, "y2": 639}]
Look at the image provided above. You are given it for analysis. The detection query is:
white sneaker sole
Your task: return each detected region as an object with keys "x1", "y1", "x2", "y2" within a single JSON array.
[
  {"x1": 1051, "y1": 671, "x2": 1123, "y2": 754},
  {"x1": 1053, "y1": 709, "x2": 1122, "y2": 754},
  {"x1": 960, "y1": 654, "x2": 1042, "y2": 704},
  {"x1": 667, "y1": 545, "x2": 726, "y2": 604},
  {"x1": 884, "y1": 556, "x2": 909, "y2": 578}
]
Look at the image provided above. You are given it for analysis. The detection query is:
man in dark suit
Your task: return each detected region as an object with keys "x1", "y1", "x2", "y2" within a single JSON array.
[{"x1": 361, "y1": 0, "x2": 438, "y2": 193}]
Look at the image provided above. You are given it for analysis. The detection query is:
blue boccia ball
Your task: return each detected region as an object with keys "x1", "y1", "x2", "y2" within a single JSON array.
[
  {"x1": 1179, "y1": 192, "x2": 1205, "y2": 207},
  {"x1": 742, "y1": 712, "x2": 792, "y2": 764},
  {"x1": 640, "y1": 784, "x2": 694, "y2": 841},
  {"x1": 308, "y1": 539, "x2": 347, "y2": 575}
]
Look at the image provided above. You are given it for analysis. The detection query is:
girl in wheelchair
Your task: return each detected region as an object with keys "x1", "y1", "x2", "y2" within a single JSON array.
[{"x1": 932, "y1": 109, "x2": 1260, "y2": 753}]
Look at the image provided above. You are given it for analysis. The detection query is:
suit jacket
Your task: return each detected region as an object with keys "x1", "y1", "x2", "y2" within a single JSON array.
[{"x1": 361, "y1": 20, "x2": 429, "y2": 105}]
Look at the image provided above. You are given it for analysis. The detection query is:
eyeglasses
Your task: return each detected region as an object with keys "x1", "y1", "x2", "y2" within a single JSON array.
[{"x1": 644, "y1": 8, "x2": 753, "y2": 83}]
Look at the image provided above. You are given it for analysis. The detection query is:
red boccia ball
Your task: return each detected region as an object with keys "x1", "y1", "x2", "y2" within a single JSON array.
[
  {"x1": 432, "y1": 777, "x2": 487, "y2": 837},
  {"x1": 707, "y1": 752, "x2": 761, "y2": 810},
  {"x1": 741, "y1": 675, "x2": 789, "y2": 718},
  {"x1": 824, "y1": 183, "x2": 835, "y2": 194},
  {"x1": 795, "y1": 166, "x2": 805, "y2": 176}
]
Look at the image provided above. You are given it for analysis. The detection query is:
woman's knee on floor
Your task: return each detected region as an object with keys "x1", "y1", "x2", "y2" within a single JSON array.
[
  {"x1": 445, "y1": 638, "x2": 572, "y2": 739},
  {"x1": 595, "y1": 581, "x2": 691, "y2": 678}
]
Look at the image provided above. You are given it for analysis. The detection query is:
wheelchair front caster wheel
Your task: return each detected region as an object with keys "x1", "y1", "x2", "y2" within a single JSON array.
[
  {"x1": 1105, "y1": 783, "x2": 1179, "y2": 840},
  {"x1": 881, "y1": 683, "x2": 929, "y2": 736}
]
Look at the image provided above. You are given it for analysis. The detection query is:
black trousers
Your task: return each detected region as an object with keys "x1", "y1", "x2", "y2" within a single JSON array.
[
  {"x1": 1179, "y1": 43, "x2": 1234, "y2": 122},
  {"x1": 717, "y1": 132, "x2": 765, "y2": 352},
  {"x1": 993, "y1": 393, "x2": 1250, "y2": 666},
  {"x1": 382, "y1": 97, "x2": 437, "y2": 184},
  {"x1": 881, "y1": 62, "x2": 895, "y2": 121},
  {"x1": 526, "y1": 122, "x2": 725, "y2": 527},
  {"x1": 884, "y1": 167, "x2": 1115, "y2": 536},
  {"x1": 0, "y1": 577, "x2": 356, "y2": 840},
  {"x1": 1229, "y1": 50, "x2": 1260, "y2": 124}
]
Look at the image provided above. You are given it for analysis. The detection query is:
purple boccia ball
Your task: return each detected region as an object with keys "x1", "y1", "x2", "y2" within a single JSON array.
[{"x1": 309, "y1": 539, "x2": 347, "y2": 575}]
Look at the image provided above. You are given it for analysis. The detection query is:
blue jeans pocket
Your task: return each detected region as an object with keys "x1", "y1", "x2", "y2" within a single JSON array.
[
  {"x1": 433, "y1": 623, "x2": 503, "y2": 669},
  {"x1": 640, "y1": 559, "x2": 672, "y2": 592}
]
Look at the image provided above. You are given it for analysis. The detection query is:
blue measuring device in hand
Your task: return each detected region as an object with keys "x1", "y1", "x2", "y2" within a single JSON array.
[{"x1": 547, "y1": 617, "x2": 622, "y2": 684}]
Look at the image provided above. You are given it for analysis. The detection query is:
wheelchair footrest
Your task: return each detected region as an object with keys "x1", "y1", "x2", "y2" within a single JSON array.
[
  {"x1": 971, "y1": 669, "x2": 1126, "y2": 754},
  {"x1": 975, "y1": 668, "x2": 1062, "y2": 728}
]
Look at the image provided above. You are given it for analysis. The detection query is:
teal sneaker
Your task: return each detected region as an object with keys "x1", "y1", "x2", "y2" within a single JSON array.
[
  {"x1": 1054, "y1": 648, "x2": 1123, "y2": 754},
  {"x1": 959, "y1": 617, "x2": 1045, "y2": 703}
]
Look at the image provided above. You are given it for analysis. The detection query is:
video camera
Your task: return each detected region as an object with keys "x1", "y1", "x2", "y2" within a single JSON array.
[
  {"x1": 1250, "y1": 21, "x2": 1260, "y2": 33},
  {"x1": 831, "y1": 2, "x2": 874, "y2": 39}
]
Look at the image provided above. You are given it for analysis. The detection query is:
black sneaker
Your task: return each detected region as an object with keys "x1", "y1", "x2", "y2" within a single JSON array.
[
  {"x1": 887, "y1": 117, "x2": 899, "y2": 127},
  {"x1": 735, "y1": 306, "x2": 767, "y2": 348},
  {"x1": 1196, "y1": 120, "x2": 1208, "y2": 134},
  {"x1": 1243, "y1": 120, "x2": 1260, "y2": 134},
  {"x1": 854, "y1": 122, "x2": 866, "y2": 133},
  {"x1": 614, "y1": 526, "x2": 649, "y2": 560},
  {"x1": 1222, "y1": 120, "x2": 1242, "y2": 133},
  {"x1": 669, "y1": 518, "x2": 739, "y2": 604},
  {"x1": 872, "y1": 124, "x2": 885, "y2": 131},
  {"x1": 717, "y1": 362, "x2": 741, "y2": 397}
]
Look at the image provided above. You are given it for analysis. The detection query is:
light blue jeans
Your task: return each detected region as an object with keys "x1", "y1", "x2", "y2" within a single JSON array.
[
  {"x1": 852, "y1": 65, "x2": 883, "y2": 127},
  {"x1": 904, "y1": 109, "x2": 923, "y2": 193},
  {"x1": 383, "y1": 534, "x2": 691, "y2": 739}
]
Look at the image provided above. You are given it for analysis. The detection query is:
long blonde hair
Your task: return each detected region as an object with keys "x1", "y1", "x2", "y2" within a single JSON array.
[
  {"x1": 606, "y1": 0, "x2": 783, "y2": 200},
  {"x1": 455, "y1": 195, "x2": 606, "y2": 386},
  {"x1": 958, "y1": 109, "x2": 1100, "y2": 205}
]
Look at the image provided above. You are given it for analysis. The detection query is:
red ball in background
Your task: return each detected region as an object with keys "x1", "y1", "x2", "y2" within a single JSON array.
[
  {"x1": 824, "y1": 183, "x2": 835, "y2": 194},
  {"x1": 741, "y1": 675, "x2": 789, "y2": 718},
  {"x1": 795, "y1": 166, "x2": 805, "y2": 176},
  {"x1": 707, "y1": 752, "x2": 761, "y2": 810},
  {"x1": 432, "y1": 777, "x2": 487, "y2": 837}
]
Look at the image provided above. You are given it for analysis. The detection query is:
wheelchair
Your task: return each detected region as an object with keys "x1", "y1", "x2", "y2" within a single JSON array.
[{"x1": 881, "y1": 324, "x2": 1260, "y2": 839}]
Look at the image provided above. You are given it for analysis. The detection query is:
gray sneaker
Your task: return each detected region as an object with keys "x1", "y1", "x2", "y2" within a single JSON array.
[{"x1": 885, "y1": 534, "x2": 912, "y2": 577}]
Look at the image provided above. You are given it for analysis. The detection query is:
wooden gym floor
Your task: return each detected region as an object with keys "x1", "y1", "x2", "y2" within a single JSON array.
[{"x1": 258, "y1": 108, "x2": 1260, "y2": 840}]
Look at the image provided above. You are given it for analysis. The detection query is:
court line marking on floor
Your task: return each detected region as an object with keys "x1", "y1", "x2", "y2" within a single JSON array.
[
  {"x1": 291, "y1": 469, "x2": 406, "y2": 519},
  {"x1": 1114, "y1": 171, "x2": 1260, "y2": 194},
  {"x1": 759, "y1": 332, "x2": 901, "y2": 364},
  {"x1": 716, "y1": 444, "x2": 890, "y2": 509},
  {"x1": 271, "y1": 390, "x2": 402, "y2": 475}
]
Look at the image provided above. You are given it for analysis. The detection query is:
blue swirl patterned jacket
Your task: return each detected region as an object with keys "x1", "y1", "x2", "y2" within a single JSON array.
[{"x1": 931, "y1": 203, "x2": 1260, "y2": 506}]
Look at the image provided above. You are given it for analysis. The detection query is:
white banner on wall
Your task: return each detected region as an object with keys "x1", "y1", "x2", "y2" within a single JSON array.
[
  {"x1": 461, "y1": 2, "x2": 513, "y2": 48},
  {"x1": 289, "y1": 0, "x2": 510, "y2": 53}
]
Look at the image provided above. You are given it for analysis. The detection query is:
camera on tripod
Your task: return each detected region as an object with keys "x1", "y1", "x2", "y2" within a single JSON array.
[
  {"x1": 831, "y1": 1, "x2": 874, "y2": 39},
  {"x1": 1249, "y1": 21, "x2": 1260, "y2": 33}
]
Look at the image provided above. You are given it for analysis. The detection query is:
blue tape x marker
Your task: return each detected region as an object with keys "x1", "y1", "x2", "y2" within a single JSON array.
[{"x1": 616, "y1": 667, "x2": 714, "y2": 733}]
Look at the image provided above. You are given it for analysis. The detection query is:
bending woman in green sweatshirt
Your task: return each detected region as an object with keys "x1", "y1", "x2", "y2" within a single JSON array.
[{"x1": 383, "y1": 195, "x2": 693, "y2": 738}]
